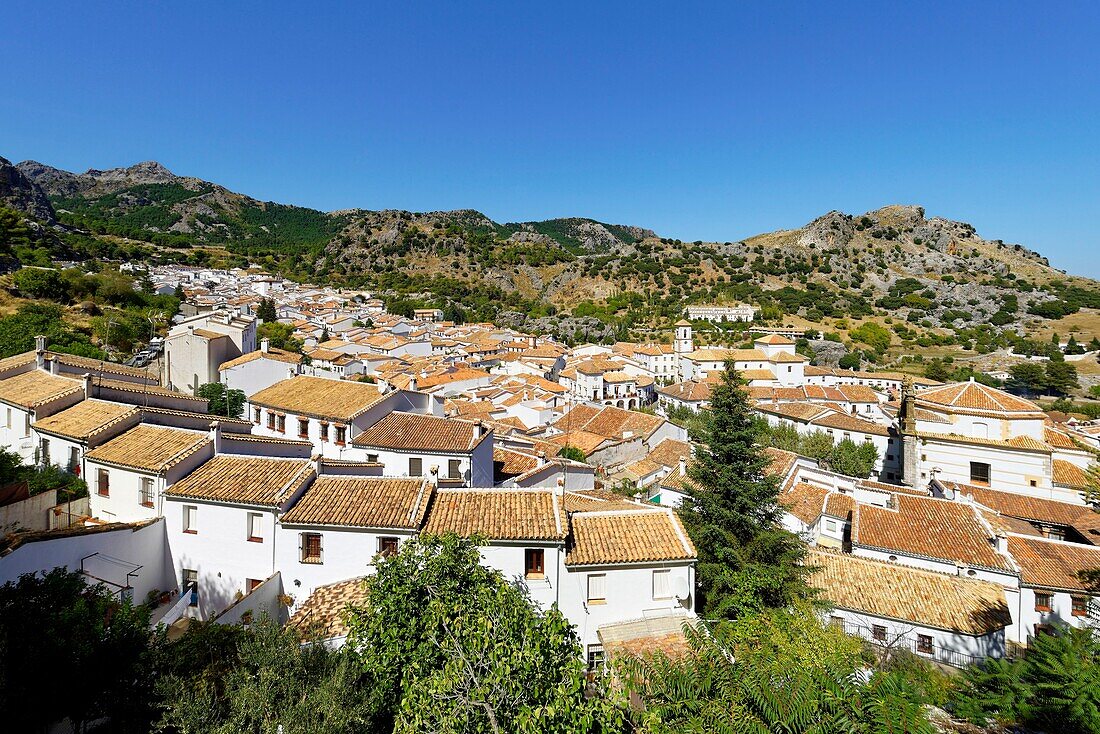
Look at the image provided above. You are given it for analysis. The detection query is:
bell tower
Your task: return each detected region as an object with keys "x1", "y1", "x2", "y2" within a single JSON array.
[
  {"x1": 674, "y1": 319, "x2": 693, "y2": 354},
  {"x1": 899, "y1": 376, "x2": 920, "y2": 488}
]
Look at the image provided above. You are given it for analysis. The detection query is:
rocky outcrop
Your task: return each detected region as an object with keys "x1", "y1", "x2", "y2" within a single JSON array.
[
  {"x1": 0, "y1": 156, "x2": 56, "y2": 223},
  {"x1": 19, "y1": 159, "x2": 181, "y2": 197}
]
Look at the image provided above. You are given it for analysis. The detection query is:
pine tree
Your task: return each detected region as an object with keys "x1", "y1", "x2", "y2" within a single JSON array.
[{"x1": 677, "y1": 361, "x2": 811, "y2": 618}]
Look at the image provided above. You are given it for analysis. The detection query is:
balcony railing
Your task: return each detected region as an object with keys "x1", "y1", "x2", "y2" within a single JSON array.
[{"x1": 836, "y1": 621, "x2": 1005, "y2": 669}]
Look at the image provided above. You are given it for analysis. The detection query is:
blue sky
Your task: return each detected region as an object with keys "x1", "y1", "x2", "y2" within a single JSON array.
[{"x1": 3, "y1": 2, "x2": 1098, "y2": 276}]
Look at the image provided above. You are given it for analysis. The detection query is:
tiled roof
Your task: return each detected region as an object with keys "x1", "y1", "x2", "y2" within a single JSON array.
[
  {"x1": 1053, "y1": 459, "x2": 1091, "y2": 489},
  {"x1": 1044, "y1": 427, "x2": 1088, "y2": 451},
  {"x1": 807, "y1": 550, "x2": 1012, "y2": 635},
  {"x1": 781, "y1": 482, "x2": 830, "y2": 525},
  {"x1": 281, "y1": 476, "x2": 430, "y2": 528},
  {"x1": 764, "y1": 447, "x2": 800, "y2": 480},
  {"x1": 95, "y1": 378, "x2": 208, "y2": 404},
  {"x1": 493, "y1": 448, "x2": 539, "y2": 478},
  {"x1": 853, "y1": 494, "x2": 1015, "y2": 571},
  {"x1": 941, "y1": 481, "x2": 1090, "y2": 527},
  {"x1": 566, "y1": 508, "x2": 696, "y2": 566},
  {"x1": 599, "y1": 613, "x2": 699, "y2": 661},
  {"x1": 755, "y1": 334, "x2": 795, "y2": 345},
  {"x1": 0, "y1": 370, "x2": 82, "y2": 409},
  {"x1": 648, "y1": 438, "x2": 693, "y2": 468},
  {"x1": 422, "y1": 488, "x2": 566, "y2": 540},
  {"x1": 825, "y1": 492, "x2": 854, "y2": 518},
  {"x1": 416, "y1": 368, "x2": 491, "y2": 389},
  {"x1": 917, "y1": 432, "x2": 1052, "y2": 453},
  {"x1": 544, "y1": 430, "x2": 611, "y2": 456},
  {"x1": 85, "y1": 425, "x2": 210, "y2": 473},
  {"x1": 1006, "y1": 535, "x2": 1100, "y2": 592},
  {"x1": 32, "y1": 399, "x2": 139, "y2": 442},
  {"x1": 553, "y1": 404, "x2": 666, "y2": 442},
  {"x1": 288, "y1": 578, "x2": 370, "y2": 640},
  {"x1": 248, "y1": 375, "x2": 386, "y2": 421},
  {"x1": 915, "y1": 381, "x2": 1044, "y2": 416},
  {"x1": 657, "y1": 380, "x2": 713, "y2": 402},
  {"x1": 0, "y1": 351, "x2": 37, "y2": 374},
  {"x1": 562, "y1": 490, "x2": 644, "y2": 513},
  {"x1": 351, "y1": 411, "x2": 485, "y2": 452},
  {"x1": 192, "y1": 328, "x2": 229, "y2": 340},
  {"x1": 48, "y1": 352, "x2": 157, "y2": 382},
  {"x1": 220, "y1": 347, "x2": 302, "y2": 371},
  {"x1": 167, "y1": 455, "x2": 313, "y2": 506}
]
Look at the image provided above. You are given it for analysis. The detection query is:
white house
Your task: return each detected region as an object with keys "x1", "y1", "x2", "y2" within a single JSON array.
[
  {"x1": 347, "y1": 411, "x2": 495, "y2": 485},
  {"x1": 164, "y1": 310, "x2": 258, "y2": 394},
  {"x1": 219, "y1": 338, "x2": 303, "y2": 398}
]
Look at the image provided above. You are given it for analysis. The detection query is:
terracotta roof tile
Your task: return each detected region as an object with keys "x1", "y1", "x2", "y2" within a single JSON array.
[
  {"x1": 916, "y1": 381, "x2": 1044, "y2": 416},
  {"x1": 807, "y1": 550, "x2": 1012, "y2": 635},
  {"x1": 288, "y1": 578, "x2": 370, "y2": 640},
  {"x1": 352, "y1": 411, "x2": 486, "y2": 452},
  {"x1": 249, "y1": 375, "x2": 386, "y2": 422},
  {"x1": 422, "y1": 488, "x2": 566, "y2": 540},
  {"x1": 0, "y1": 370, "x2": 82, "y2": 409},
  {"x1": 85, "y1": 425, "x2": 210, "y2": 473},
  {"x1": 167, "y1": 455, "x2": 313, "y2": 506},
  {"x1": 32, "y1": 399, "x2": 139, "y2": 442},
  {"x1": 853, "y1": 494, "x2": 1014, "y2": 571},
  {"x1": 566, "y1": 508, "x2": 696, "y2": 566},
  {"x1": 1007, "y1": 535, "x2": 1100, "y2": 591},
  {"x1": 1053, "y1": 459, "x2": 1091, "y2": 489},
  {"x1": 281, "y1": 476, "x2": 430, "y2": 528},
  {"x1": 599, "y1": 614, "x2": 699, "y2": 661},
  {"x1": 941, "y1": 481, "x2": 1090, "y2": 527}
]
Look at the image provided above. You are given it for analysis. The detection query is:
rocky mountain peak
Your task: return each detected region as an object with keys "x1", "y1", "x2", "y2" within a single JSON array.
[{"x1": 0, "y1": 156, "x2": 56, "y2": 223}]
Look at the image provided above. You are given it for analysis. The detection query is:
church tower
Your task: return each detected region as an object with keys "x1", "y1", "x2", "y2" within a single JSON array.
[{"x1": 674, "y1": 320, "x2": 693, "y2": 354}]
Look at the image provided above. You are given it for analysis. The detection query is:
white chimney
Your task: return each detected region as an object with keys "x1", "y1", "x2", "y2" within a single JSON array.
[
  {"x1": 473, "y1": 420, "x2": 483, "y2": 440},
  {"x1": 555, "y1": 476, "x2": 565, "y2": 497},
  {"x1": 429, "y1": 465, "x2": 439, "y2": 487},
  {"x1": 48, "y1": 356, "x2": 60, "y2": 375},
  {"x1": 537, "y1": 450, "x2": 546, "y2": 468},
  {"x1": 261, "y1": 338, "x2": 270, "y2": 353},
  {"x1": 313, "y1": 453, "x2": 323, "y2": 477},
  {"x1": 994, "y1": 533, "x2": 1008, "y2": 554},
  {"x1": 408, "y1": 376, "x2": 417, "y2": 392},
  {"x1": 679, "y1": 456, "x2": 687, "y2": 476},
  {"x1": 209, "y1": 421, "x2": 222, "y2": 454},
  {"x1": 34, "y1": 335, "x2": 46, "y2": 370}
]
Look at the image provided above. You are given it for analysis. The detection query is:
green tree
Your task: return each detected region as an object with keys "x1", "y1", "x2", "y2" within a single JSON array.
[
  {"x1": 1008, "y1": 362, "x2": 1047, "y2": 395},
  {"x1": 255, "y1": 296, "x2": 277, "y2": 322},
  {"x1": 924, "y1": 359, "x2": 951, "y2": 383},
  {"x1": 345, "y1": 534, "x2": 622, "y2": 733},
  {"x1": 1045, "y1": 356, "x2": 1080, "y2": 396},
  {"x1": 0, "y1": 302, "x2": 104, "y2": 358},
  {"x1": 12, "y1": 267, "x2": 65, "y2": 300},
  {"x1": 0, "y1": 206, "x2": 32, "y2": 257},
  {"x1": 196, "y1": 382, "x2": 246, "y2": 418},
  {"x1": 677, "y1": 362, "x2": 810, "y2": 618},
  {"x1": 849, "y1": 321, "x2": 892, "y2": 354},
  {"x1": 0, "y1": 569, "x2": 155, "y2": 733},
  {"x1": 257, "y1": 320, "x2": 303, "y2": 352},
  {"x1": 556, "y1": 445, "x2": 587, "y2": 462},
  {"x1": 828, "y1": 437, "x2": 880, "y2": 478},
  {"x1": 617, "y1": 608, "x2": 933, "y2": 734}
]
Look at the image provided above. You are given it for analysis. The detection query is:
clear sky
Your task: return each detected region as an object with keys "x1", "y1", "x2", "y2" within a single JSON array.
[{"x1": 3, "y1": 2, "x2": 1098, "y2": 276}]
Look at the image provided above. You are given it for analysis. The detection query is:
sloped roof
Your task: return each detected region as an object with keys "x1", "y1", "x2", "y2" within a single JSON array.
[
  {"x1": 853, "y1": 494, "x2": 1015, "y2": 572},
  {"x1": 1053, "y1": 459, "x2": 1091, "y2": 490},
  {"x1": 32, "y1": 399, "x2": 138, "y2": 442},
  {"x1": 1007, "y1": 535, "x2": 1100, "y2": 592},
  {"x1": 281, "y1": 476, "x2": 431, "y2": 529},
  {"x1": 167, "y1": 455, "x2": 313, "y2": 506},
  {"x1": 941, "y1": 481, "x2": 1090, "y2": 528},
  {"x1": 566, "y1": 508, "x2": 696, "y2": 566},
  {"x1": 288, "y1": 578, "x2": 370, "y2": 641},
  {"x1": 0, "y1": 370, "x2": 81, "y2": 409},
  {"x1": 599, "y1": 613, "x2": 699, "y2": 661},
  {"x1": 808, "y1": 550, "x2": 1012, "y2": 635},
  {"x1": 352, "y1": 411, "x2": 486, "y2": 453},
  {"x1": 422, "y1": 488, "x2": 566, "y2": 540},
  {"x1": 248, "y1": 376, "x2": 386, "y2": 422},
  {"x1": 85, "y1": 425, "x2": 210, "y2": 473},
  {"x1": 915, "y1": 381, "x2": 1044, "y2": 416}
]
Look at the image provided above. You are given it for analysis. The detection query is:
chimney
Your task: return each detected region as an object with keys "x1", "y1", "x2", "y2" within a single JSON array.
[
  {"x1": 537, "y1": 450, "x2": 546, "y2": 468},
  {"x1": 555, "y1": 476, "x2": 565, "y2": 497},
  {"x1": 473, "y1": 420, "x2": 483, "y2": 440},
  {"x1": 209, "y1": 421, "x2": 222, "y2": 454},
  {"x1": 287, "y1": 366, "x2": 296, "y2": 380},
  {"x1": 408, "y1": 376, "x2": 417, "y2": 392},
  {"x1": 83, "y1": 373, "x2": 93, "y2": 400},
  {"x1": 34, "y1": 335, "x2": 46, "y2": 370},
  {"x1": 429, "y1": 465, "x2": 439, "y2": 487},
  {"x1": 955, "y1": 563, "x2": 970, "y2": 577},
  {"x1": 313, "y1": 453, "x2": 323, "y2": 477},
  {"x1": 994, "y1": 533, "x2": 1008, "y2": 555},
  {"x1": 48, "y1": 356, "x2": 60, "y2": 375},
  {"x1": 261, "y1": 337, "x2": 270, "y2": 353},
  {"x1": 678, "y1": 456, "x2": 687, "y2": 476}
]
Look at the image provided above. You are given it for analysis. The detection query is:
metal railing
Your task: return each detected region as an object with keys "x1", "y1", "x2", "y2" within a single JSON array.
[{"x1": 837, "y1": 621, "x2": 1002, "y2": 669}]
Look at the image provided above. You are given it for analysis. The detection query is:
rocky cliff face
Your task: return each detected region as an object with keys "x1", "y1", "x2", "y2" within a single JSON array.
[
  {"x1": 18, "y1": 159, "x2": 183, "y2": 197},
  {"x1": 0, "y1": 156, "x2": 56, "y2": 223}
]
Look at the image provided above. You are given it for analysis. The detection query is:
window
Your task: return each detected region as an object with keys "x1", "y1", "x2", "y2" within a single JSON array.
[
  {"x1": 276, "y1": 414, "x2": 285, "y2": 433},
  {"x1": 916, "y1": 634, "x2": 933, "y2": 654},
  {"x1": 586, "y1": 573, "x2": 606, "y2": 604},
  {"x1": 253, "y1": 407, "x2": 261, "y2": 423},
  {"x1": 377, "y1": 536, "x2": 399, "y2": 557},
  {"x1": 652, "y1": 569, "x2": 671, "y2": 599},
  {"x1": 1035, "y1": 592, "x2": 1052, "y2": 612},
  {"x1": 586, "y1": 644, "x2": 605, "y2": 670},
  {"x1": 969, "y1": 461, "x2": 991, "y2": 485},
  {"x1": 300, "y1": 533, "x2": 322, "y2": 564},
  {"x1": 409, "y1": 457, "x2": 423, "y2": 476},
  {"x1": 319, "y1": 422, "x2": 329, "y2": 442},
  {"x1": 366, "y1": 453, "x2": 378, "y2": 463},
  {"x1": 183, "y1": 505, "x2": 197, "y2": 534},
  {"x1": 96, "y1": 468, "x2": 110, "y2": 497},
  {"x1": 247, "y1": 512, "x2": 263, "y2": 542},
  {"x1": 334, "y1": 425, "x2": 346, "y2": 446},
  {"x1": 1073, "y1": 596, "x2": 1088, "y2": 617},
  {"x1": 872, "y1": 625, "x2": 887, "y2": 641},
  {"x1": 139, "y1": 477, "x2": 154, "y2": 507},
  {"x1": 824, "y1": 519, "x2": 838, "y2": 533},
  {"x1": 828, "y1": 615, "x2": 844, "y2": 628},
  {"x1": 298, "y1": 418, "x2": 309, "y2": 438},
  {"x1": 183, "y1": 569, "x2": 198, "y2": 607},
  {"x1": 1035, "y1": 624, "x2": 1055, "y2": 637},
  {"x1": 525, "y1": 549, "x2": 545, "y2": 579},
  {"x1": 267, "y1": 411, "x2": 276, "y2": 430},
  {"x1": 1029, "y1": 479, "x2": 1037, "y2": 487},
  {"x1": 247, "y1": 578, "x2": 263, "y2": 593},
  {"x1": 448, "y1": 459, "x2": 461, "y2": 479}
]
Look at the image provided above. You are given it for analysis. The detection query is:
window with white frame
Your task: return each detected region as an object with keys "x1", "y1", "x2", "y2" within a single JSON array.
[
  {"x1": 247, "y1": 512, "x2": 263, "y2": 542},
  {"x1": 652, "y1": 569, "x2": 671, "y2": 600},
  {"x1": 587, "y1": 573, "x2": 606, "y2": 604},
  {"x1": 183, "y1": 505, "x2": 197, "y2": 534}
]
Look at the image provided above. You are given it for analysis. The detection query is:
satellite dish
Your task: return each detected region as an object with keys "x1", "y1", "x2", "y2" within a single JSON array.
[{"x1": 672, "y1": 576, "x2": 690, "y2": 601}]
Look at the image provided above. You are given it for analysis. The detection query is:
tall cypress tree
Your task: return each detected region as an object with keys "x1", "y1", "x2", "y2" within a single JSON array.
[{"x1": 678, "y1": 361, "x2": 811, "y2": 618}]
